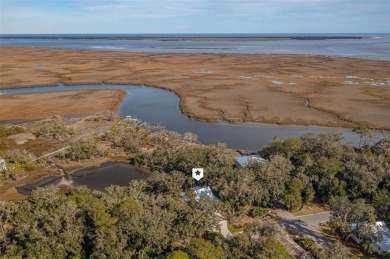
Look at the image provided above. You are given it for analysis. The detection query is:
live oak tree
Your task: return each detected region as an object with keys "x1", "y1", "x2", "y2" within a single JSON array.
[
  {"x1": 67, "y1": 137, "x2": 107, "y2": 161},
  {"x1": 187, "y1": 238, "x2": 226, "y2": 259},
  {"x1": 2, "y1": 117, "x2": 390, "y2": 257},
  {"x1": 353, "y1": 125, "x2": 373, "y2": 148},
  {"x1": 282, "y1": 177, "x2": 304, "y2": 210},
  {"x1": 373, "y1": 189, "x2": 390, "y2": 223},
  {"x1": 262, "y1": 131, "x2": 389, "y2": 207},
  {"x1": 166, "y1": 250, "x2": 190, "y2": 259},
  {"x1": 1, "y1": 186, "x2": 85, "y2": 258},
  {"x1": 328, "y1": 196, "x2": 377, "y2": 243},
  {"x1": 354, "y1": 223, "x2": 383, "y2": 253},
  {"x1": 318, "y1": 241, "x2": 350, "y2": 259}
]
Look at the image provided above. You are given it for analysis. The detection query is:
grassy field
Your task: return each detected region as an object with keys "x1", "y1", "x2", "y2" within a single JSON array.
[{"x1": 1, "y1": 47, "x2": 389, "y2": 130}]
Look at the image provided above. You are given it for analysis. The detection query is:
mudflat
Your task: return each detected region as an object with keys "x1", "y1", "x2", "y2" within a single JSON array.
[{"x1": 0, "y1": 47, "x2": 389, "y2": 129}]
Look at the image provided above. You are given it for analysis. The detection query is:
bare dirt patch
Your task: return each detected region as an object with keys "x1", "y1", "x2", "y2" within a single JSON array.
[{"x1": 8, "y1": 133, "x2": 36, "y2": 144}]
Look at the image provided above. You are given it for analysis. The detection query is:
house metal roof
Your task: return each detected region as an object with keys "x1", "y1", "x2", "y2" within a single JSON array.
[
  {"x1": 180, "y1": 186, "x2": 219, "y2": 202},
  {"x1": 235, "y1": 155, "x2": 266, "y2": 168},
  {"x1": 351, "y1": 221, "x2": 390, "y2": 252}
]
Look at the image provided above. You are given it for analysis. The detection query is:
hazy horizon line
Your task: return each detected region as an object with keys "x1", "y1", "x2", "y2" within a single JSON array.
[{"x1": 1, "y1": 32, "x2": 389, "y2": 35}]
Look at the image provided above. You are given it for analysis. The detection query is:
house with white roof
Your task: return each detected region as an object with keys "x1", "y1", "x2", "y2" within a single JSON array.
[
  {"x1": 180, "y1": 186, "x2": 232, "y2": 237},
  {"x1": 180, "y1": 186, "x2": 219, "y2": 202},
  {"x1": 235, "y1": 155, "x2": 266, "y2": 168},
  {"x1": 351, "y1": 221, "x2": 390, "y2": 255}
]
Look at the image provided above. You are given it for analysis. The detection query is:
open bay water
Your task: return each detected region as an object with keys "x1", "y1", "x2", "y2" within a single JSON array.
[
  {"x1": 2, "y1": 84, "x2": 388, "y2": 150},
  {"x1": 0, "y1": 33, "x2": 389, "y2": 61}
]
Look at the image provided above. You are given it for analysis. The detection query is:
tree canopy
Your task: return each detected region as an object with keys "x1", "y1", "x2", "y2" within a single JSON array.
[{"x1": 1, "y1": 118, "x2": 389, "y2": 257}]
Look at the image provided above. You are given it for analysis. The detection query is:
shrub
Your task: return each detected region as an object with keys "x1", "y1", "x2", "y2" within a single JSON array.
[
  {"x1": 0, "y1": 139, "x2": 8, "y2": 151},
  {"x1": 86, "y1": 112, "x2": 115, "y2": 122},
  {"x1": 227, "y1": 223, "x2": 243, "y2": 234},
  {"x1": 381, "y1": 251, "x2": 390, "y2": 259},
  {"x1": 119, "y1": 136, "x2": 140, "y2": 153},
  {"x1": 166, "y1": 250, "x2": 189, "y2": 259},
  {"x1": 250, "y1": 207, "x2": 268, "y2": 218},
  {"x1": 262, "y1": 239, "x2": 290, "y2": 259},
  {"x1": 66, "y1": 137, "x2": 107, "y2": 161},
  {"x1": 3, "y1": 149, "x2": 35, "y2": 164},
  {"x1": 2, "y1": 149, "x2": 38, "y2": 180},
  {"x1": 295, "y1": 235, "x2": 320, "y2": 256},
  {"x1": 9, "y1": 161, "x2": 23, "y2": 173},
  {"x1": 24, "y1": 162, "x2": 37, "y2": 171},
  {"x1": 34, "y1": 117, "x2": 73, "y2": 140},
  {"x1": 0, "y1": 124, "x2": 25, "y2": 136}
]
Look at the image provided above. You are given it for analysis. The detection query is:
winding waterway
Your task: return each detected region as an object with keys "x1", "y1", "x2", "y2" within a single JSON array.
[{"x1": 2, "y1": 84, "x2": 387, "y2": 150}]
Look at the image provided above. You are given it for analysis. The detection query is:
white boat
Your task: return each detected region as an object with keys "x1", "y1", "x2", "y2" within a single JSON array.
[
  {"x1": 125, "y1": 115, "x2": 139, "y2": 122},
  {"x1": 0, "y1": 92, "x2": 6, "y2": 96}
]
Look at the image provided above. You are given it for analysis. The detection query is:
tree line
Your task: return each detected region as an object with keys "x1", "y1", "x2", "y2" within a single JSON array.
[{"x1": 1, "y1": 117, "x2": 389, "y2": 257}]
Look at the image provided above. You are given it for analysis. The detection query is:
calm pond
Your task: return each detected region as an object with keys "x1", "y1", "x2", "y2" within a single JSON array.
[
  {"x1": 2, "y1": 84, "x2": 387, "y2": 150},
  {"x1": 16, "y1": 162, "x2": 150, "y2": 195}
]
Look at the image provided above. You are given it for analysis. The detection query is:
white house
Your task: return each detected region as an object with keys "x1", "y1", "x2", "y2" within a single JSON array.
[
  {"x1": 180, "y1": 186, "x2": 219, "y2": 202},
  {"x1": 180, "y1": 187, "x2": 232, "y2": 237},
  {"x1": 351, "y1": 221, "x2": 390, "y2": 254},
  {"x1": 235, "y1": 155, "x2": 266, "y2": 168}
]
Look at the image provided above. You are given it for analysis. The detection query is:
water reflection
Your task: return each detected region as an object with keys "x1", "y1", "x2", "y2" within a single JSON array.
[
  {"x1": 2, "y1": 84, "x2": 388, "y2": 150},
  {"x1": 16, "y1": 162, "x2": 150, "y2": 195}
]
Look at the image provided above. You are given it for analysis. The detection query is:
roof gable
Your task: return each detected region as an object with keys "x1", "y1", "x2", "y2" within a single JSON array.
[
  {"x1": 235, "y1": 155, "x2": 266, "y2": 168},
  {"x1": 351, "y1": 221, "x2": 390, "y2": 252},
  {"x1": 180, "y1": 186, "x2": 219, "y2": 202}
]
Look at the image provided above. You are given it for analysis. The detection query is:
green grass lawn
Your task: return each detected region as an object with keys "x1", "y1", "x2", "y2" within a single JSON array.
[{"x1": 227, "y1": 223, "x2": 243, "y2": 234}]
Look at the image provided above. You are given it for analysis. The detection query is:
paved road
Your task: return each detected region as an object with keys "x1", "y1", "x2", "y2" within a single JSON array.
[
  {"x1": 214, "y1": 212, "x2": 232, "y2": 237},
  {"x1": 294, "y1": 212, "x2": 331, "y2": 228},
  {"x1": 278, "y1": 212, "x2": 331, "y2": 245},
  {"x1": 219, "y1": 219, "x2": 232, "y2": 237}
]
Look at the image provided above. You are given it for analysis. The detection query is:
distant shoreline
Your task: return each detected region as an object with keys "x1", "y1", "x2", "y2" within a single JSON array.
[
  {"x1": 0, "y1": 35, "x2": 365, "y2": 41},
  {"x1": 0, "y1": 47, "x2": 389, "y2": 130}
]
